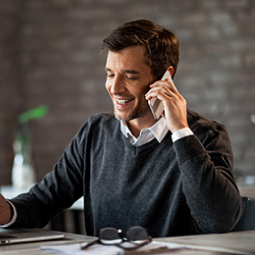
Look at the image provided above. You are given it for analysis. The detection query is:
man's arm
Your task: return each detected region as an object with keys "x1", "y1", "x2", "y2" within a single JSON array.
[
  {"x1": 173, "y1": 127, "x2": 243, "y2": 233},
  {"x1": 8, "y1": 132, "x2": 84, "y2": 228},
  {"x1": 146, "y1": 69, "x2": 243, "y2": 233},
  {"x1": 2, "y1": 120, "x2": 88, "y2": 228}
]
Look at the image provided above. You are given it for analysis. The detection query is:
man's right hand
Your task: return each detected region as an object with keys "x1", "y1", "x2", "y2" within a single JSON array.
[{"x1": 0, "y1": 193, "x2": 13, "y2": 225}]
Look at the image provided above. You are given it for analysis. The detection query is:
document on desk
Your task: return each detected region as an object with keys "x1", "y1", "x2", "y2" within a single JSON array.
[{"x1": 41, "y1": 241, "x2": 188, "y2": 254}]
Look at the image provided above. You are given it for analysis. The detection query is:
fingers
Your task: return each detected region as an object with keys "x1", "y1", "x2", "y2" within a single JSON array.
[
  {"x1": 151, "y1": 78, "x2": 179, "y2": 92},
  {"x1": 145, "y1": 79, "x2": 178, "y2": 101}
]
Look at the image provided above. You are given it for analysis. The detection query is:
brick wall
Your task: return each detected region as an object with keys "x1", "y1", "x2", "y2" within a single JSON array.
[{"x1": 0, "y1": 0, "x2": 255, "y2": 185}]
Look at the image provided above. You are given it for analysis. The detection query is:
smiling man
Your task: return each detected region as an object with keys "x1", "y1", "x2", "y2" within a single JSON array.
[{"x1": 0, "y1": 19, "x2": 244, "y2": 238}]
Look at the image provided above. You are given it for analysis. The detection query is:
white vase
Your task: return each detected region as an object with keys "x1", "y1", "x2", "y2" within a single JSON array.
[{"x1": 12, "y1": 140, "x2": 36, "y2": 189}]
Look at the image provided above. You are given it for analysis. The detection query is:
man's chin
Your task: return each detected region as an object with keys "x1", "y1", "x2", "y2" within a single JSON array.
[
  {"x1": 114, "y1": 112, "x2": 130, "y2": 123},
  {"x1": 113, "y1": 108, "x2": 133, "y2": 122},
  {"x1": 114, "y1": 108, "x2": 151, "y2": 123}
]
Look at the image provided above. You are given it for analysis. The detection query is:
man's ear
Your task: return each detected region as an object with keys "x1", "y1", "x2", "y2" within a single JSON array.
[{"x1": 167, "y1": 66, "x2": 175, "y2": 78}]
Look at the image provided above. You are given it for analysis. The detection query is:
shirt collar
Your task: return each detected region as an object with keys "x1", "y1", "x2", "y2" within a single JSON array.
[
  {"x1": 120, "y1": 117, "x2": 169, "y2": 143},
  {"x1": 149, "y1": 117, "x2": 169, "y2": 142}
]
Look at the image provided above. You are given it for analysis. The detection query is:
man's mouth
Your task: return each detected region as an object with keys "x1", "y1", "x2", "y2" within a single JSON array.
[{"x1": 115, "y1": 98, "x2": 134, "y2": 105}]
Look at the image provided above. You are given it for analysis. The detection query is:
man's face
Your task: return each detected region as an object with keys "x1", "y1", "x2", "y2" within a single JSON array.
[{"x1": 105, "y1": 46, "x2": 155, "y2": 123}]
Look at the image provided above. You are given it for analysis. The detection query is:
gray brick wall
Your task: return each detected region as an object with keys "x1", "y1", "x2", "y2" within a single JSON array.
[{"x1": 0, "y1": 0, "x2": 255, "y2": 185}]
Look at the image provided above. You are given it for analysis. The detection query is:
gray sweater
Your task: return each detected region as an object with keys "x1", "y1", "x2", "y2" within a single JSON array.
[{"x1": 10, "y1": 110, "x2": 243, "y2": 237}]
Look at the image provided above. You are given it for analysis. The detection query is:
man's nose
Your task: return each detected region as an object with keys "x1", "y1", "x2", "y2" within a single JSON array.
[{"x1": 110, "y1": 75, "x2": 126, "y2": 95}]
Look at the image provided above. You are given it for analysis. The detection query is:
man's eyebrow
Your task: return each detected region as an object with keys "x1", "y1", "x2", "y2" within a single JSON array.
[
  {"x1": 105, "y1": 68, "x2": 140, "y2": 74},
  {"x1": 124, "y1": 70, "x2": 140, "y2": 74}
]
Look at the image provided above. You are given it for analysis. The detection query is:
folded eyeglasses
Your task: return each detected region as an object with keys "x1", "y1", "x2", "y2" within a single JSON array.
[{"x1": 81, "y1": 226, "x2": 152, "y2": 251}]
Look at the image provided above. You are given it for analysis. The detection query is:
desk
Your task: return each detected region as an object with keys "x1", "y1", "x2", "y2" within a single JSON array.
[
  {"x1": 159, "y1": 230, "x2": 255, "y2": 255},
  {"x1": 238, "y1": 185, "x2": 255, "y2": 200},
  {"x1": 0, "y1": 230, "x2": 254, "y2": 255},
  {"x1": 0, "y1": 231, "x2": 95, "y2": 255}
]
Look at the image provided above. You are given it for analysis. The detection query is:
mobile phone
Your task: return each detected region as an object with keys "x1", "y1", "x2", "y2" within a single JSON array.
[{"x1": 148, "y1": 70, "x2": 172, "y2": 120}]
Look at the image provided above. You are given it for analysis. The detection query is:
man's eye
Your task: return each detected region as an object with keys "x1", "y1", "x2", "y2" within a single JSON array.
[
  {"x1": 126, "y1": 76, "x2": 138, "y2": 80},
  {"x1": 107, "y1": 74, "x2": 114, "y2": 78}
]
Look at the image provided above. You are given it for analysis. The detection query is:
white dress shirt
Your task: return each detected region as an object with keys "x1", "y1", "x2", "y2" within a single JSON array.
[{"x1": 120, "y1": 117, "x2": 193, "y2": 146}]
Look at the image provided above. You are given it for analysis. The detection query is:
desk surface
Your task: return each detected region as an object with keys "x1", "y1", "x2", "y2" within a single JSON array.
[
  {"x1": 159, "y1": 230, "x2": 255, "y2": 255},
  {"x1": 0, "y1": 230, "x2": 254, "y2": 255},
  {"x1": 0, "y1": 231, "x2": 95, "y2": 255},
  {"x1": 238, "y1": 185, "x2": 255, "y2": 200}
]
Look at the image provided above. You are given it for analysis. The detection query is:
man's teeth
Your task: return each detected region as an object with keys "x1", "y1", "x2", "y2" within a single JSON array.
[{"x1": 116, "y1": 99, "x2": 133, "y2": 104}]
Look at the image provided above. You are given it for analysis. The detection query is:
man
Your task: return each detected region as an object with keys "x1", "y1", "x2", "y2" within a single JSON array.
[{"x1": 0, "y1": 19, "x2": 243, "y2": 237}]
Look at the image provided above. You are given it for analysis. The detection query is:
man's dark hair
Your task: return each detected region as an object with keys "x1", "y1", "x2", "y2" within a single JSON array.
[{"x1": 102, "y1": 19, "x2": 179, "y2": 79}]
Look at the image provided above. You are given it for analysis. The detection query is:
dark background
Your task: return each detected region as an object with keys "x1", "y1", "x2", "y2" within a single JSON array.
[{"x1": 1, "y1": 0, "x2": 255, "y2": 185}]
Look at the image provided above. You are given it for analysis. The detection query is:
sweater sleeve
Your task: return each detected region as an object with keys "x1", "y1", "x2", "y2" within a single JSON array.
[
  {"x1": 8, "y1": 123, "x2": 86, "y2": 228},
  {"x1": 173, "y1": 124, "x2": 244, "y2": 233}
]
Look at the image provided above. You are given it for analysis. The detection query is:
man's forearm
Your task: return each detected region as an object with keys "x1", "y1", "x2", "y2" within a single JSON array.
[{"x1": 174, "y1": 135, "x2": 243, "y2": 233}]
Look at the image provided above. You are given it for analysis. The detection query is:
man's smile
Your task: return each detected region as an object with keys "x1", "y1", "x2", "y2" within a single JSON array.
[
  {"x1": 115, "y1": 98, "x2": 135, "y2": 105},
  {"x1": 114, "y1": 97, "x2": 135, "y2": 109}
]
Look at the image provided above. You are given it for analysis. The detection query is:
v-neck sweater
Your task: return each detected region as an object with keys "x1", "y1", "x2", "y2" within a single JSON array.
[{"x1": 10, "y1": 110, "x2": 243, "y2": 237}]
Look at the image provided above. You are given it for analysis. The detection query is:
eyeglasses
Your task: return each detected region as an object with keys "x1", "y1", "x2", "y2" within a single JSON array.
[{"x1": 81, "y1": 226, "x2": 152, "y2": 251}]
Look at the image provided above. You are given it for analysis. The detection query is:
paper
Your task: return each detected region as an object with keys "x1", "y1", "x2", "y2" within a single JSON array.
[
  {"x1": 41, "y1": 241, "x2": 187, "y2": 255},
  {"x1": 41, "y1": 243, "x2": 123, "y2": 255}
]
